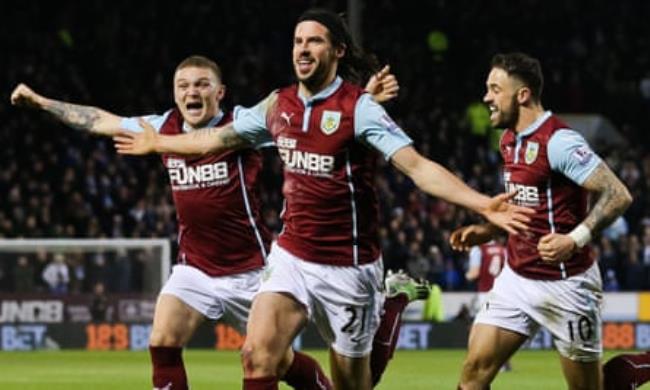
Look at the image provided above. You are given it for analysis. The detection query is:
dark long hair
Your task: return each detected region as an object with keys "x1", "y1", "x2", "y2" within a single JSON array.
[{"x1": 297, "y1": 9, "x2": 379, "y2": 86}]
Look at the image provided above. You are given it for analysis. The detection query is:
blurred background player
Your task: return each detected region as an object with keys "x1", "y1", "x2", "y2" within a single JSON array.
[
  {"x1": 11, "y1": 53, "x2": 427, "y2": 390},
  {"x1": 464, "y1": 236, "x2": 506, "y2": 316},
  {"x1": 112, "y1": 9, "x2": 533, "y2": 390},
  {"x1": 451, "y1": 52, "x2": 633, "y2": 390}
]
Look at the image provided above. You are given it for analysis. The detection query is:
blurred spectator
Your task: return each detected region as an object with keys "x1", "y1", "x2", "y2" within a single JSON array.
[
  {"x1": 443, "y1": 259, "x2": 462, "y2": 291},
  {"x1": 603, "y1": 216, "x2": 629, "y2": 241},
  {"x1": 87, "y1": 252, "x2": 110, "y2": 291},
  {"x1": 111, "y1": 248, "x2": 132, "y2": 293},
  {"x1": 643, "y1": 227, "x2": 650, "y2": 288},
  {"x1": 89, "y1": 282, "x2": 109, "y2": 323},
  {"x1": 0, "y1": 261, "x2": 7, "y2": 293},
  {"x1": 623, "y1": 235, "x2": 644, "y2": 291},
  {"x1": 598, "y1": 237, "x2": 620, "y2": 291},
  {"x1": 42, "y1": 253, "x2": 70, "y2": 294},
  {"x1": 67, "y1": 253, "x2": 86, "y2": 294},
  {"x1": 406, "y1": 241, "x2": 430, "y2": 281},
  {"x1": 13, "y1": 255, "x2": 35, "y2": 292}
]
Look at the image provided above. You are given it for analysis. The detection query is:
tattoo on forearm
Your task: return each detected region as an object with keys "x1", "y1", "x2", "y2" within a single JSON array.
[
  {"x1": 583, "y1": 163, "x2": 632, "y2": 234},
  {"x1": 189, "y1": 124, "x2": 246, "y2": 152},
  {"x1": 220, "y1": 126, "x2": 246, "y2": 149},
  {"x1": 45, "y1": 101, "x2": 100, "y2": 131}
]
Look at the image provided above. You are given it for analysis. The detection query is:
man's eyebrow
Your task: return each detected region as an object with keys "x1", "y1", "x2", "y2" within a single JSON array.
[{"x1": 176, "y1": 77, "x2": 212, "y2": 83}]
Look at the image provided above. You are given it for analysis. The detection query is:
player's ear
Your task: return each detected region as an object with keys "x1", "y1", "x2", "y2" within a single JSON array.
[
  {"x1": 335, "y1": 43, "x2": 346, "y2": 59},
  {"x1": 516, "y1": 86, "x2": 531, "y2": 105},
  {"x1": 216, "y1": 84, "x2": 226, "y2": 101}
]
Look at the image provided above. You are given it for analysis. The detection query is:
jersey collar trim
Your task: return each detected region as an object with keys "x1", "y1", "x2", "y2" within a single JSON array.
[{"x1": 297, "y1": 76, "x2": 343, "y2": 105}]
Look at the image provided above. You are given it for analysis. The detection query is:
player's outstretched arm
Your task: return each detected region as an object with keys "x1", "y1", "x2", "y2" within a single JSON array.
[
  {"x1": 365, "y1": 65, "x2": 399, "y2": 103},
  {"x1": 113, "y1": 119, "x2": 248, "y2": 156},
  {"x1": 113, "y1": 90, "x2": 280, "y2": 156},
  {"x1": 390, "y1": 146, "x2": 533, "y2": 235},
  {"x1": 538, "y1": 162, "x2": 632, "y2": 262},
  {"x1": 10, "y1": 83, "x2": 123, "y2": 136}
]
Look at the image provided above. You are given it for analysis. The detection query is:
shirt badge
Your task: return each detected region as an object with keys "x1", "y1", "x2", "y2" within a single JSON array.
[
  {"x1": 524, "y1": 141, "x2": 539, "y2": 165},
  {"x1": 320, "y1": 110, "x2": 341, "y2": 135}
]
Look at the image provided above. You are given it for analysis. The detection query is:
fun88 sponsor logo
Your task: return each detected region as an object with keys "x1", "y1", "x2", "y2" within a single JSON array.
[
  {"x1": 278, "y1": 148, "x2": 334, "y2": 177},
  {"x1": 505, "y1": 181, "x2": 540, "y2": 207},
  {"x1": 168, "y1": 160, "x2": 229, "y2": 190},
  {"x1": 503, "y1": 171, "x2": 540, "y2": 207}
]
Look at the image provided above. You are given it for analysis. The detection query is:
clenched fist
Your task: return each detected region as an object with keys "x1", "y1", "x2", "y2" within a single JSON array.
[{"x1": 10, "y1": 83, "x2": 43, "y2": 108}]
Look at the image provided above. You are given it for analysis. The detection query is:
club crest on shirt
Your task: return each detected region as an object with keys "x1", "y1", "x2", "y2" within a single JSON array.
[
  {"x1": 524, "y1": 141, "x2": 539, "y2": 165},
  {"x1": 320, "y1": 110, "x2": 341, "y2": 135}
]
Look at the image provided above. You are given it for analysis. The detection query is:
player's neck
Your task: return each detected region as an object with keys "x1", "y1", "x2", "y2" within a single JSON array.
[
  {"x1": 514, "y1": 104, "x2": 545, "y2": 133},
  {"x1": 298, "y1": 71, "x2": 337, "y2": 98},
  {"x1": 185, "y1": 109, "x2": 221, "y2": 131}
]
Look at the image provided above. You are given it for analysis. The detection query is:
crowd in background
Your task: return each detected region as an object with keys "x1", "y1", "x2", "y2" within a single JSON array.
[{"x1": 1, "y1": 0, "x2": 649, "y2": 294}]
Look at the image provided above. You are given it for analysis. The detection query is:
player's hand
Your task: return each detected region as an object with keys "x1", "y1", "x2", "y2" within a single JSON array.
[
  {"x1": 10, "y1": 83, "x2": 43, "y2": 108},
  {"x1": 449, "y1": 224, "x2": 494, "y2": 251},
  {"x1": 537, "y1": 233, "x2": 576, "y2": 263},
  {"x1": 365, "y1": 65, "x2": 399, "y2": 103},
  {"x1": 113, "y1": 119, "x2": 157, "y2": 155},
  {"x1": 481, "y1": 192, "x2": 533, "y2": 236}
]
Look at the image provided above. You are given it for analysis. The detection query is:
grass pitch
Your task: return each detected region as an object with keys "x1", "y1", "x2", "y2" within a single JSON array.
[{"x1": 0, "y1": 349, "x2": 646, "y2": 389}]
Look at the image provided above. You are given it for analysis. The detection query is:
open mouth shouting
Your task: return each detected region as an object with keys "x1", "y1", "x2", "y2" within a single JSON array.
[{"x1": 185, "y1": 101, "x2": 204, "y2": 117}]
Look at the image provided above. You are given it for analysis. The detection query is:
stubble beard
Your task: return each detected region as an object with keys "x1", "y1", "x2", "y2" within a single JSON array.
[
  {"x1": 496, "y1": 95, "x2": 520, "y2": 129},
  {"x1": 298, "y1": 56, "x2": 332, "y2": 93}
]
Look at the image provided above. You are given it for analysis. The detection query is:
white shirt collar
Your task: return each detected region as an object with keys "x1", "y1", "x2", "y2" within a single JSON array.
[{"x1": 298, "y1": 76, "x2": 343, "y2": 105}]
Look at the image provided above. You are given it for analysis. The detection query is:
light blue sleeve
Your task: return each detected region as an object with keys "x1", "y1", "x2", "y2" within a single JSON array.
[
  {"x1": 232, "y1": 97, "x2": 274, "y2": 148},
  {"x1": 468, "y1": 246, "x2": 482, "y2": 269},
  {"x1": 354, "y1": 94, "x2": 413, "y2": 160},
  {"x1": 119, "y1": 110, "x2": 171, "y2": 133},
  {"x1": 548, "y1": 129, "x2": 602, "y2": 185}
]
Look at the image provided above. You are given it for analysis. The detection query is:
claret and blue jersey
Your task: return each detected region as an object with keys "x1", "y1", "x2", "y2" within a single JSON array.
[
  {"x1": 500, "y1": 111, "x2": 601, "y2": 280},
  {"x1": 120, "y1": 110, "x2": 270, "y2": 277},
  {"x1": 233, "y1": 76, "x2": 412, "y2": 267}
]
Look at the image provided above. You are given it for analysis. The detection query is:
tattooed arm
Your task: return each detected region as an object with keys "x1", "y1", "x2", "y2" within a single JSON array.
[
  {"x1": 114, "y1": 120, "x2": 248, "y2": 156},
  {"x1": 538, "y1": 161, "x2": 632, "y2": 262},
  {"x1": 11, "y1": 83, "x2": 122, "y2": 135},
  {"x1": 579, "y1": 162, "x2": 632, "y2": 234},
  {"x1": 113, "y1": 91, "x2": 277, "y2": 156}
]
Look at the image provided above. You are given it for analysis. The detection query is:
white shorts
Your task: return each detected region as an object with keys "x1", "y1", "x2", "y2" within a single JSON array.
[
  {"x1": 258, "y1": 243, "x2": 385, "y2": 358},
  {"x1": 475, "y1": 261, "x2": 603, "y2": 362},
  {"x1": 160, "y1": 264, "x2": 261, "y2": 334}
]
